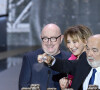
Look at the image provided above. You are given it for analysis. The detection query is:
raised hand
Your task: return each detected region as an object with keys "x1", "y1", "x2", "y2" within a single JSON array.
[{"x1": 38, "y1": 53, "x2": 54, "y2": 65}]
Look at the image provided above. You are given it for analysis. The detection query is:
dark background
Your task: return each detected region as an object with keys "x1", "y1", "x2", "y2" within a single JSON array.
[{"x1": 30, "y1": 0, "x2": 100, "y2": 47}]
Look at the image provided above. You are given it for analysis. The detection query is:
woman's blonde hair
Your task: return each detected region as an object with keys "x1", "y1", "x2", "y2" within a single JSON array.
[{"x1": 64, "y1": 25, "x2": 93, "y2": 46}]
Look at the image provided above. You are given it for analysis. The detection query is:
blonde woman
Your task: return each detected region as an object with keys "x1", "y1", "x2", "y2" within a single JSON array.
[{"x1": 59, "y1": 25, "x2": 92, "y2": 89}]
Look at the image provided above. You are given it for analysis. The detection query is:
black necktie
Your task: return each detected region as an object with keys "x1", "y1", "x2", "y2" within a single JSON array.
[{"x1": 89, "y1": 69, "x2": 97, "y2": 85}]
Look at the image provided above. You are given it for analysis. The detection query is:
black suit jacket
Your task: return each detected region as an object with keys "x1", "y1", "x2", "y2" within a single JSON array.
[
  {"x1": 51, "y1": 52, "x2": 92, "y2": 90},
  {"x1": 19, "y1": 48, "x2": 71, "y2": 90}
]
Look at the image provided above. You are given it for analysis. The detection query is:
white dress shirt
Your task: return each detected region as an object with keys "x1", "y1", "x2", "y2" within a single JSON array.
[{"x1": 83, "y1": 67, "x2": 100, "y2": 90}]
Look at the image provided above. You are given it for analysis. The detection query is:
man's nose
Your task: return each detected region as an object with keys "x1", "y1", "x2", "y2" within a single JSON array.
[
  {"x1": 48, "y1": 39, "x2": 52, "y2": 44},
  {"x1": 87, "y1": 50, "x2": 93, "y2": 57}
]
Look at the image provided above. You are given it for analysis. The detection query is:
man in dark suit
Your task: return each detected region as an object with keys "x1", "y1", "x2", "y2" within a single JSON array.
[
  {"x1": 19, "y1": 23, "x2": 70, "y2": 90},
  {"x1": 38, "y1": 34, "x2": 100, "y2": 90}
]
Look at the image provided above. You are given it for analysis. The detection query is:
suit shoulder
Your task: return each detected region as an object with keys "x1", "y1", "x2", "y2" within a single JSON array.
[
  {"x1": 79, "y1": 52, "x2": 86, "y2": 59},
  {"x1": 60, "y1": 50, "x2": 71, "y2": 59},
  {"x1": 24, "y1": 48, "x2": 44, "y2": 57}
]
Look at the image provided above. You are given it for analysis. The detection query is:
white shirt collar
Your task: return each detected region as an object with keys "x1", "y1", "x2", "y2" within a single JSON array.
[{"x1": 92, "y1": 67, "x2": 100, "y2": 73}]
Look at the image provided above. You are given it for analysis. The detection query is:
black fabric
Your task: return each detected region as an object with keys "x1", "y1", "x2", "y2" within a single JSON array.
[{"x1": 51, "y1": 52, "x2": 92, "y2": 90}]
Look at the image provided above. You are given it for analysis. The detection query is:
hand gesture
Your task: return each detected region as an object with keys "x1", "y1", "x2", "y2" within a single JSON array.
[
  {"x1": 38, "y1": 53, "x2": 54, "y2": 65},
  {"x1": 59, "y1": 77, "x2": 69, "y2": 90}
]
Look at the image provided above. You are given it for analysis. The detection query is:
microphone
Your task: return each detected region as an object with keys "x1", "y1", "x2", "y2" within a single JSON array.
[{"x1": 46, "y1": 70, "x2": 51, "y2": 89}]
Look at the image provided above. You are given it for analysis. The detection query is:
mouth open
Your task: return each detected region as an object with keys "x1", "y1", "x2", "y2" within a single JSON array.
[{"x1": 72, "y1": 49, "x2": 77, "y2": 53}]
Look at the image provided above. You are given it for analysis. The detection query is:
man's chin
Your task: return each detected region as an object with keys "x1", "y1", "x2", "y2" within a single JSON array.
[
  {"x1": 89, "y1": 62, "x2": 100, "y2": 68},
  {"x1": 47, "y1": 52, "x2": 55, "y2": 55},
  {"x1": 44, "y1": 50, "x2": 54, "y2": 55}
]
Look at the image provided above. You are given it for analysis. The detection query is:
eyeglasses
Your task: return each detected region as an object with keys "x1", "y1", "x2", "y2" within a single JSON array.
[{"x1": 41, "y1": 35, "x2": 61, "y2": 42}]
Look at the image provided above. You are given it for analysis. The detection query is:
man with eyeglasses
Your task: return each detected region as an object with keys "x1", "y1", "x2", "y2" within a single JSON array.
[{"x1": 19, "y1": 23, "x2": 70, "y2": 90}]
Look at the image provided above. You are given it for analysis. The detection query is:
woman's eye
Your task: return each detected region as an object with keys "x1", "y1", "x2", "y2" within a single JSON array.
[
  {"x1": 73, "y1": 41, "x2": 76, "y2": 43},
  {"x1": 67, "y1": 41, "x2": 70, "y2": 43},
  {"x1": 93, "y1": 49, "x2": 98, "y2": 52}
]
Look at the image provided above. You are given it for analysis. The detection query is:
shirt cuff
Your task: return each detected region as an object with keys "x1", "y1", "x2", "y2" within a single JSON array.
[{"x1": 49, "y1": 56, "x2": 56, "y2": 66}]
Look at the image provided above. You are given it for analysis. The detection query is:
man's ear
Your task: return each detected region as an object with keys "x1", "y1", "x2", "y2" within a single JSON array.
[
  {"x1": 40, "y1": 35, "x2": 42, "y2": 42},
  {"x1": 60, "y1": 35, "x2": 64, "y2": 42}
]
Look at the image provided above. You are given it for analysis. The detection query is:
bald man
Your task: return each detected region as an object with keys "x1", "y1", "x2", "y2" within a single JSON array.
[
  {"x1": 39, "y1": 34, "x2": 100, "y2": 90},
  {"x1": 19, "y1": 23, "x2": 70, "y2": 90}
]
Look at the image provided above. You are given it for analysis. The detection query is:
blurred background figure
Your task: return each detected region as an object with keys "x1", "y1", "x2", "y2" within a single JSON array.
[{"x1": 0, "y1": 0, "x2": 100, "y2": 90}]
